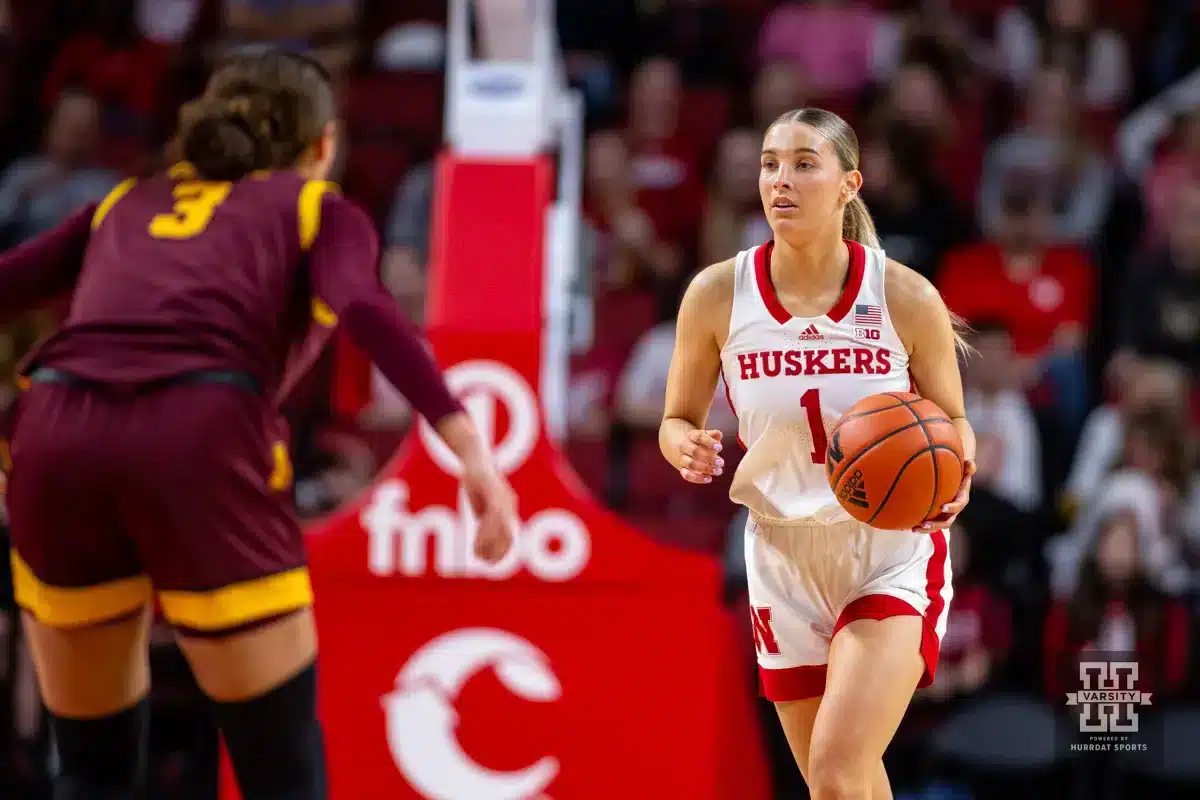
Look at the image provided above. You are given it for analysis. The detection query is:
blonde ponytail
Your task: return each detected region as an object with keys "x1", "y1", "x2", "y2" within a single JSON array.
[
  {"x1": 843, "y1": 195, "x2": 881, "y2": 249},
  {"x1": 948, "y1": 309, "x2": 975, "y2": 358}
]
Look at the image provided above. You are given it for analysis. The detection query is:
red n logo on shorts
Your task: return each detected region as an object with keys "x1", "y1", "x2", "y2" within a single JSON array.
[{"x1": 750, "y1": 606, "x2": 780, "y2": 656}]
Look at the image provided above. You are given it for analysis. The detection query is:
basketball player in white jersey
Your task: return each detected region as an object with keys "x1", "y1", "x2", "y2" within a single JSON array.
[{"x1": 659, "y1": 108, "x2": 977, "y2": 799}]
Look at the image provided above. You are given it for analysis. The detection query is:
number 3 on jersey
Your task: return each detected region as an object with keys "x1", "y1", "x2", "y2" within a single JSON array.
[
  {"x1": 149, "y1": 181, "x2": 233, "y2": 240},
  {"x1": 800, "y1": 388, "x2": 828, "y2": 465}
]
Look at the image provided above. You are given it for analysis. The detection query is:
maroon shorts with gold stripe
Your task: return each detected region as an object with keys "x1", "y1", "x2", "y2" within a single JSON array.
[{"x1": 6, "y1": 376, "x2": 311, "y2": 631}]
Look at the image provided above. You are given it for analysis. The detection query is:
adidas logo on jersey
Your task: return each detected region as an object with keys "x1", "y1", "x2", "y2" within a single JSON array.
[{"x1": 797, "y1": 324, "x2": 823, "y2": 341}]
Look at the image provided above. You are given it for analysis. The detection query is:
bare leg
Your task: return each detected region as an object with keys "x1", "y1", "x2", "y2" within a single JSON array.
[
  {"x1": 22, "y1": 607, "x2": 153, "y2": 798},
  {"x1": 776, "y1": 697, "x2": 894, "y2": 798},
  {"x1": 806, "y1": 616, "x2": 925, "y2": 800},
  {"x1": 22, "y1": 607, "x2": 151, "y2": 718},
  {"x1": 174, "y1": 609, "x2": 326, "y2": 799},
  {"x1": 174, "y1": 608, "x2": 317, "y2": 703}
]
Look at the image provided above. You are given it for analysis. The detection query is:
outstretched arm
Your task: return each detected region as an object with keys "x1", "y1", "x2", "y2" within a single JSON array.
[
  {"x1": 308, "y1": 191, "x2": 515, "y2": 561},
  {"x1": 0, "y1": 204, "x2": 94, "y2": 323},
  {"x1": 307, "y1": 194, "x2": 465, "y2": 433}
]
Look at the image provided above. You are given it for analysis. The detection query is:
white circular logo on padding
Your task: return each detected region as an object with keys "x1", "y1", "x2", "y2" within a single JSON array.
[{"x1": 419, "y1": 361, "x2": 539, "y2": 477}]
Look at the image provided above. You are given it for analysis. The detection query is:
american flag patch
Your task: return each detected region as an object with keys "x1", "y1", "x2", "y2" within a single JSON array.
[{"x1": 854, "y1": 303, "x2": 883, "y2": 325}]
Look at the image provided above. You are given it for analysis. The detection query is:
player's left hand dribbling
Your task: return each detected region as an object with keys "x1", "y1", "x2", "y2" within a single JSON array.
[{"x1": 914, "y1": 459, "x2": 975, "y2": 532}]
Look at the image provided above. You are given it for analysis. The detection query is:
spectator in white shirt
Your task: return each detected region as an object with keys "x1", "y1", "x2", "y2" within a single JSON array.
[
  {"x1": 615, "y1": 321, "x2": 737, "y2": 438},
  {"x1": 962, "y1": 321, "x2": 1043, "y2": 512},
  {"x1": 1064, "y1": 356, "x2": 1190, "y2": 512}
]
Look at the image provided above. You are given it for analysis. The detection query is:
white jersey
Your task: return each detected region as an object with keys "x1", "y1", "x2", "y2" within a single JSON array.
[{"x1": 720, "y1": 240, "x2": 911, "y2": 525}]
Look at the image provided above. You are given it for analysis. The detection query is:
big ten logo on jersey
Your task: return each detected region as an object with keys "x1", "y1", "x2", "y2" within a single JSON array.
[
  {"x1": 854, "y1": 327, "x2": 881, "y2": 341},
  {"x1": 736, "y1": 346, "x2": 892, "y2": 381},
  {"x1": 363, "y1": 360, "x2": 591, "y2": 581}
]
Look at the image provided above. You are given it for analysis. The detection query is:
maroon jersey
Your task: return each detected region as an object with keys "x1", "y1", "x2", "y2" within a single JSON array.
[
  {"x1": 3, "y1": 166, "x2": 463, "y2": 636},
  {"x1": 28, "y1": 165, "x2": 344, "y2": 403},
  {"x1": 0, "y1": 163, "x2": 459, "y2": 426}
]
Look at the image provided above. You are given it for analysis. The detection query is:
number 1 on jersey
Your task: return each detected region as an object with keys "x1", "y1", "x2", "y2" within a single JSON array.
[{"x1": 800, "y1": 388, "x2": 827, "y2": 464}]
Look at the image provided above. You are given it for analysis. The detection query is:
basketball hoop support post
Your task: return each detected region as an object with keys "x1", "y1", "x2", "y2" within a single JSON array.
[{"x1": 440, "y1": 0, "x2": 581, "y2": 442}]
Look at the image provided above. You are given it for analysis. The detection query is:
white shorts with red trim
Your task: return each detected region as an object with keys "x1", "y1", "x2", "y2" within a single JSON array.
[{"x1": 745, "y1": 516, "x2": 952, "y2": 702}]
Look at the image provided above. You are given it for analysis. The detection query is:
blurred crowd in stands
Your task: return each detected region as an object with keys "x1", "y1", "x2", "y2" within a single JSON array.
[{"x1": 0, "y1": 0, "x2": 1196, "y2": 797}]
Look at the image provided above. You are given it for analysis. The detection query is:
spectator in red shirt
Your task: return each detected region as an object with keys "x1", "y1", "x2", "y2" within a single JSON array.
[
  {"x1": 938, "y1": 182, "x2": 1093, "y2": 438},
  {"x1": 1044, "y1": 509, "x2": 1191, "y2": 704}
]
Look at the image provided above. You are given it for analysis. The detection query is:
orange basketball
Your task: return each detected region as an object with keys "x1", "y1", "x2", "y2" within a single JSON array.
[{"x1": 825, "y1": 392, "x2": 964, "y2": 531}]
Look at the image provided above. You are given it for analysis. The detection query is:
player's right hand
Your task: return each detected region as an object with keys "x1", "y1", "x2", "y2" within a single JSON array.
[
  {"x1": 678, "y1": 429, "x2": 724, "y2": 484},
  {"x1": 461, "y1": 458, "x2": 518, "y2": 564}
]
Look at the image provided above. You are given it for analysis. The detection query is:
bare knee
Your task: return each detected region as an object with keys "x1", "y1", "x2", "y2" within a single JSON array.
[{"x1": 806, "y1": 748, "x2": 873, "y2": 800}]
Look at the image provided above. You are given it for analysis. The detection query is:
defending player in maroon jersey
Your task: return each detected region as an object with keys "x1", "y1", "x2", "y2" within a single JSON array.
[{"x1": 0, "y1": 51, "x2": 516, "y2": 800}]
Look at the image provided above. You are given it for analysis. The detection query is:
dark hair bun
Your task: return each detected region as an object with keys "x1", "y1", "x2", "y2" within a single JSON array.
[
  {"x1": 181, "y1": 103, "x2": 261, "y2": 181},
  {"x1": 174, "y1": 51, "x2": 336, "y2": 181}
]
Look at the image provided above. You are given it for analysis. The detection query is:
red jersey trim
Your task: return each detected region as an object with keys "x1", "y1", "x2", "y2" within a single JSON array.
[
  {"x1": 719, "y1": 363, "x2": 747, "y2": 450},
  {"x1": 752, "y1": 239, "x2": 867, "y2": 325}
]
